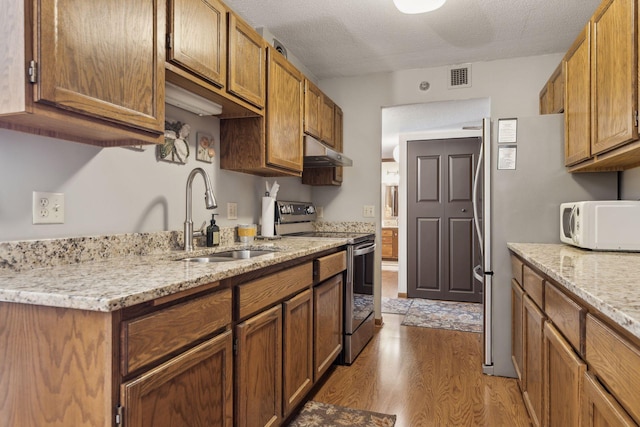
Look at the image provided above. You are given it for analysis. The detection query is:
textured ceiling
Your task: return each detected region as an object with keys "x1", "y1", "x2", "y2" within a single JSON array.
[{"x1": 223, "y1": 0, "x2": 600, "y2": 80}]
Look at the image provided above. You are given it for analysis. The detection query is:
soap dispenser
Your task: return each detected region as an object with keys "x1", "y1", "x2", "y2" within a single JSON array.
[{"x1": 206, "y1": 214, "x2": 220, "y2": 247}]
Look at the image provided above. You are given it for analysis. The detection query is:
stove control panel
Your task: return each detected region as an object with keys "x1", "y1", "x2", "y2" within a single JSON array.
[{"x1": 275, "y1": 200, "x2": 317, "y2": 223}]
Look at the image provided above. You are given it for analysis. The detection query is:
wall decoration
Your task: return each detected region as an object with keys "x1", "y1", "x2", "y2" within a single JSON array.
[
  {"x1": 196, "y1": 132, "x2": 216, "y2": 163},
  {"x1": 157, "y1": 120, "x2": 191, "y2": 164}
]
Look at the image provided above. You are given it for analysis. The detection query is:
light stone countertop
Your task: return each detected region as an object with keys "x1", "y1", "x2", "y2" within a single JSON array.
[
  {"x1": 0, "y1": 238, "x2": 347, "y2": 312},
  {"x1": 508, "y1": 243, "x2": 640, "y2": 341}
]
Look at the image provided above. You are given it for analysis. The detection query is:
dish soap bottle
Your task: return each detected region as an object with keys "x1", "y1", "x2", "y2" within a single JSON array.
[{"x1": 206, "y1": 214, "x2": 220, "y2": 247}]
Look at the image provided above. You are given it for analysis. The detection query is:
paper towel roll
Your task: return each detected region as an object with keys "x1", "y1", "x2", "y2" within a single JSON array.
[{"x1": 261, "y1": 196, "x2": 275, "y2": 237}]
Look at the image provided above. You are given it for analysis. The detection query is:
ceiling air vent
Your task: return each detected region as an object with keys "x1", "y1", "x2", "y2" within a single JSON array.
[{"x1": 448, "y1": 64, "x2": 472, "y2": 89}]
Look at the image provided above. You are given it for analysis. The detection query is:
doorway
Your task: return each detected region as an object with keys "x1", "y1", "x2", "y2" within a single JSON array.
[{"x1": 406, "y1": 137, "x2": 482, "y2": 303}]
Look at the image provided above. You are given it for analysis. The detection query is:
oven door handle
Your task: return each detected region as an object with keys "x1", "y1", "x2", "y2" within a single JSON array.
[{"x1": 353, "y1": 242, "x2": 376, "y2": 256}]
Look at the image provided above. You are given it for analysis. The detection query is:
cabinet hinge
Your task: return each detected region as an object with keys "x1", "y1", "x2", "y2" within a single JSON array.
[
  {"x1": 115, "y1": 405, "x2": 124, "y2": 425},
  {"x1": 166, "y1": 33, "x2": 173, "y2": 50},
  {"x1": 635, "y1": 110, "x2": 638, "y2": 127},
  {"x1": 233, "y1": 338, "x2": 238, "y2": 355},
  {"x1": 28, "y1": 60, "x2": 37, "y2": 84}
]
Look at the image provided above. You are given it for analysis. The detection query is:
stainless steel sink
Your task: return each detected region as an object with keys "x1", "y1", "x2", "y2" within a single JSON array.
[{"x1": 180, "y1": 249, "x2": 277, "y2": 263}]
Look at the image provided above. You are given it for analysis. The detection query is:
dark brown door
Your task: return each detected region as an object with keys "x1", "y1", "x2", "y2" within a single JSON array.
[{"x1": 407, "y1": 137, "x2": 482, "y2": 302}]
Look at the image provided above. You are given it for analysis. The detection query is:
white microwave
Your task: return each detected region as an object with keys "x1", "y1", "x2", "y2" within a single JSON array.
[{"x1": 560, "y1": 201, "x2": 640, "y2": 251}]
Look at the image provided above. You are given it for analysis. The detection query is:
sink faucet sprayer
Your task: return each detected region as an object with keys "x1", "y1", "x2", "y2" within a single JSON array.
[{"x1": 184, "y1": 167, "x2": 217, "y2": 251}]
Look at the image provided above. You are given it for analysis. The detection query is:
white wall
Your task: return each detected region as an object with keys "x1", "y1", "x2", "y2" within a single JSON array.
[
  {"x1": 315, "y1": 53, "x2": 564, "y2": 222},
  {"x1": 0, "y1": 105, "x2": 311, "y2": 242}
]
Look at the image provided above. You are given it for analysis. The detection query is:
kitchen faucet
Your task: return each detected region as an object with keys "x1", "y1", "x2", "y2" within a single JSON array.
[{"x1": 184, "y1": 167, "x2": 217, "y2": 251}]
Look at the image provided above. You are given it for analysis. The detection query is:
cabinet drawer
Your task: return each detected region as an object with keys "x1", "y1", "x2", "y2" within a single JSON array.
[
  {"x1": 238, "y1": 262, "x2": 313, "y2": 319},
  {"x1": 122, "y1": 288, "x2": 231, "y2": 375},
  {"x1": 382, "y1": 229, "x2": 393, "y2": 237},
  {"x1": 545, "y1": 282, "x2": 584, "y2": 353},
  {"x1": 523, "y1": 264, "x2": 544, "y2": 308},
  {"x1": 511, "y1": 255, "x2": 523, "y2": 285},
  {"x1": 315, "y1": 251, "x2": 346, "y2": 283},
  {"x1": 586, "y1": 314, "x2": 640, "y2": 423}
]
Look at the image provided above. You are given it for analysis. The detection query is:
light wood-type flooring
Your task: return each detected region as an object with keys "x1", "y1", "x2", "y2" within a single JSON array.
[{"x1": 309, "y1": 269, "x2": 531, "y2": 426}]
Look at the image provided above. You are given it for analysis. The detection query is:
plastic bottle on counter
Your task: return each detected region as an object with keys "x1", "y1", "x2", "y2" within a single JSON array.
[{"x1": 206, "y1": 214, "x2": 220, "y2": 247}]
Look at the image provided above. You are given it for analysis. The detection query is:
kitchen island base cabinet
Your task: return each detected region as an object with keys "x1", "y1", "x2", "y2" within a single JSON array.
[
  {"x1": 511, "y1": 279, "x2": 525, "y2": 388},
  {"x1": 120, "y1": 330, "x2": 233, "y2": 427},
  {"x1": 235, "y1": 305, "x2": 283, "y2": 427}
]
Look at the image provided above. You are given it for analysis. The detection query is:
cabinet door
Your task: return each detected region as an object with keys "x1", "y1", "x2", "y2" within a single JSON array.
[
  {"x1": 37, "y1": 0, "x2": 164, "y2": 133},
  {"x1": 544, "y1": 322, "x2": 586, "y2": 427},
  {"x1": 523, "y1": 295, "x2": 546, "y2": 427},
  {"x1": 228, "y1": 12, "x2": 266, "y2": 108},
  {"x1": 512, "y1": 279, "x2": 525, "y2": 388},
  {"x1": 320, "y1": 96, "x2": 335, "y2": 147},
  {"x1": 304, "y1": 80, "x2": 322, "y2": 138},
  {"x1": 236, "y1": 305, "x2": 282, "y2": 427},
  {"x1": 591, "y1": 0, "x2": 638, "y2": 155},
  {"x1": 266, "y1": 49, "x2": 304, "y2": 174},
  {"x1": 168, "y1": 0, "x2": 227, "y2": 88},
  {"x1": 564, "y1": 24, "x2": 592, "y2": 166},
  {"x1": 282, "y1": 290, "x2": 313, "y2": 417},
  {"x1": 314, "y1": 274, "x2": 343, "y2": 380},
  {"x1": 551, "y1": 63, "x2": 564, "y2": 113},
  {"x1": 582, "y1": 372, "x2": 637, "y2": 427},
  {"x1": 121, "y1": 331, "x2": 233, "y2": 427}
]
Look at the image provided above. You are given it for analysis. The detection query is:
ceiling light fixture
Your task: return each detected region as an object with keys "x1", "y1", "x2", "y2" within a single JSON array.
[{"x1": 393, "y1": 0, "x2": 446, "y2": 14}]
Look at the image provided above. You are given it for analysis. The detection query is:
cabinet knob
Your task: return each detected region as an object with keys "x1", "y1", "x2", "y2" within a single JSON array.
[{"x1": 461, "y1": 208, "x2": 467, "y2": 212}]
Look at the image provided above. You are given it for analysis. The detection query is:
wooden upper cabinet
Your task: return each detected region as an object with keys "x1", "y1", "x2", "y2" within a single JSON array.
[
  {"x1": 304, "y1": 79, "x2": 323, "y2": 138},
  {"x1": 168, "y1": 0, "x2": 227, "y2": 88},
  {"x1": 320, "y1": 96, "x2": 335, "y2": 147},
  {"x1": 266, "y1": 48, "x2": 304, "y2": 174},
  {"x1": 227, "y1": 12, "x2": 266, "y2": 109},
  {"x1": 540, "y1": 63, "x2": 564, "y2": 115},
  {"x1": 564, "y1": 24, "x2": 592, "y2": 166},
  {"x1": 0, "y1": 0, "x2": 165, "y2": 145},
  {"x1": 591, "y1": 0, "x2": 638, "y2": 155}
]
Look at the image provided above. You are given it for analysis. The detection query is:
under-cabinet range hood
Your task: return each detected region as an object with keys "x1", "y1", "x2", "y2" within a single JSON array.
[{"x1": 303, "y1": 135, "x2": 353, "y2": 167}]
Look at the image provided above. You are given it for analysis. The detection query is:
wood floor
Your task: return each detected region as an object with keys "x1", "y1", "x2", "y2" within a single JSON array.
[{"x1": 309, "y1": 269, "x2": 531, "y2": 426}]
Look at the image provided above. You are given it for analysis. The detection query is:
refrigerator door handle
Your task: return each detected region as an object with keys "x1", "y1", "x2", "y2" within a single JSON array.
[
  {"x1": 472, "y1": 138, "x2": 484, "y2": 254},
  {"x1": 473, "y1": 264, "x2": 483, "y2": 283}
]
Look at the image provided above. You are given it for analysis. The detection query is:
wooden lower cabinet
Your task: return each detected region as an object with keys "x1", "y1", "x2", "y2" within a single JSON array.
[
  {"x1": 235, "y1": 305, "x2": 283, "y2": 427},
  {"x1": 121, "y1": 330, "x2": 233, "y2": 427},
  {"x1": 282, "y1": 289, "x2": 314, "y2": 418},
  {"x1": 381, "y1": 228, "x2": 398, "y2": 260},
  {"x1": 523, "y1": 295, "x2": 546, "y2": 427},
  {"x1": 314, "y1": 274, "x2": 344, "y2": 380},
  {"x1": 544, "y1": 322, "x2": 586, "y2": 426},
  {"x1": 582, "y1": 372, "x2": 637, "y2": 427},
  {"x1": 511, "y1": 279, "x2": 525, "y2": 388}
]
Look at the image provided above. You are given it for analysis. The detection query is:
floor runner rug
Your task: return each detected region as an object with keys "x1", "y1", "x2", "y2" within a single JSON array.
[
  {"x1": 287, "y1": 401, "x2": 396, "y2": 426},
  {"x1": 401, "y1": 299, "x2": 483, "y2": 333},
  {"x1": 381, "y1": 297, "x2": 413, "y2": 314}
]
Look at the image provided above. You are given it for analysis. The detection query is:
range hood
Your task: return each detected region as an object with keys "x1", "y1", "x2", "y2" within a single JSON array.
[{"x1": 303, "y1": 135, "x2": 353, "y2": 167}]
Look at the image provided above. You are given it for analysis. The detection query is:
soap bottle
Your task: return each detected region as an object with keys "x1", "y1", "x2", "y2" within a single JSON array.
[{"x1": 206, "y1": 214, "x2": 220, "y2": 247}]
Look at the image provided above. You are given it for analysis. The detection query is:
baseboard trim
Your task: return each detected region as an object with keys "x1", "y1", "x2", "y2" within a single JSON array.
[
  {"x1": 375, "y1": 317, "x2": 384, "y2": 326},
  {"x1": 397, "y1": 292, "x2": 407, "y2": 298}
]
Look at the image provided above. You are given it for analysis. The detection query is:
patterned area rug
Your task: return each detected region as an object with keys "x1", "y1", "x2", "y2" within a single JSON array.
[
  {"x1": 287, "y1": 401, "x2": 396, "y2": 427},
  {"x1": 401, "y1": 299, "x2": 483, "y2": 333},
  {"x1": 381, "y1": 297, "x2": 413, "y2": 314}
]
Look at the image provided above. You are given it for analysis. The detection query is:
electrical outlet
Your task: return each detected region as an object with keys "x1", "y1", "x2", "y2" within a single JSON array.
[
  {"x1": 363, "y1": 205, "x2": 375, "y2": 218},
  {"x1": 33, "y1": 191, "x2": 65, "y2": 224},
  {"x1": 316, "y1": 206, "x2": 324, "y2": 218},
  {"x1": 227, "y1": 202, "x2": 238, "y2": 220}
]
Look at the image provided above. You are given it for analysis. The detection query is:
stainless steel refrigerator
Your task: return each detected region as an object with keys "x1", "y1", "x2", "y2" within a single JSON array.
[{"x1": 473, "y1": 114, "x2": 617, "y2": 377}]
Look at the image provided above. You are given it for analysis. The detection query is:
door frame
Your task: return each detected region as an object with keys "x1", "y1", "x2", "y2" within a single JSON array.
[{"x1": 396, "y1": 128, "x2": 483, "y2": 298}]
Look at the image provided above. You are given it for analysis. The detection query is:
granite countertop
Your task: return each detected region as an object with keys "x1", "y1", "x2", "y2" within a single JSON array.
[
  {"x1": 0, "y1": 238, "x2": 347, "y2": 312},
  {"x1": 508, "y1": 242, "x2": 640, "y2": 341}
]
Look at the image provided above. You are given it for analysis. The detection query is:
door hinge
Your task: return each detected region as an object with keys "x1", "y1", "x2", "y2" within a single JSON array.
[
  {"x1": 166, "y1": 33, "x2": 173, "y2": 50},
  {"x1": 115, "y1": 405, "x2": 124, "y2": 425},
  {"x1": 28, "y1": 60, "x2": 37, "y2": 84}
]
